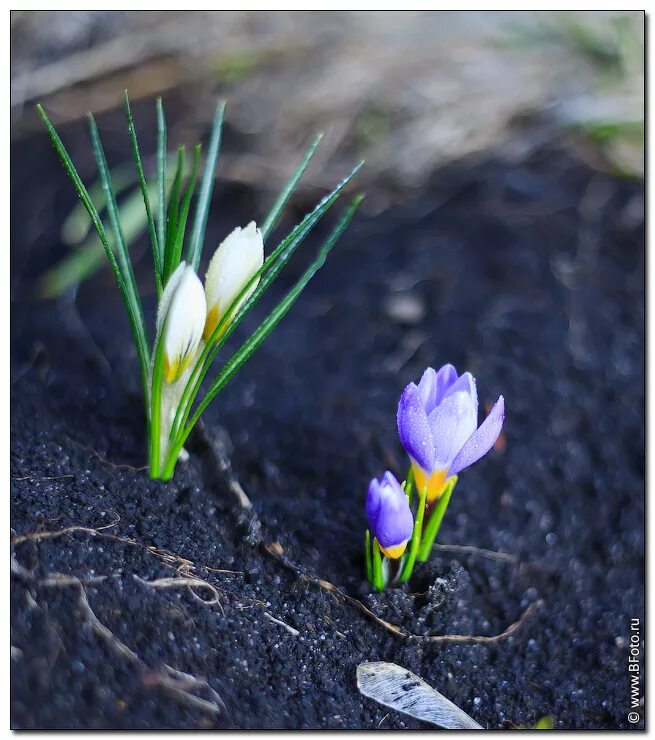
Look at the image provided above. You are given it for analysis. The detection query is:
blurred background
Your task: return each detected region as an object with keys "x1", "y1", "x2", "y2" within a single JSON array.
[
  {"x1": 12, "y1": 10, "x2": 643, "y2": 191},
  {"x1": 10, "y1": 10, "x2": 643, "y2": 298}
]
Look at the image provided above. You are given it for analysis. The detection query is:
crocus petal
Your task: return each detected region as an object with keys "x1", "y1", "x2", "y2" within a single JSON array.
[
  {"x1": 434, "y1": 363, "x2": 459, "y2": 405},
  {"x1": 159, "y1": 264, "x2": 206, "y2": 384},
  {"x1": 204, "y1": 221, "x2": 264, "y2": 341},
  {"x1": 397, "y1": 383, "x2": 436, "y2": 473},
  {"x1": 442, "y1": 371, "x2": 478, "y2": 417},
  {"x1": 449, "y1": 395, "x2": 505, "y2": 476},
  {"x1": 156, "y1": 262, "x2": 187, "y2": 336},
  {"x1": 417, "y1": 367, "x2": 438, "y2": 413},
  {"x1": 428, "y1": 390, "x2": 477, "y2": 470},
  {"x1": 365, "y1": 478, "x2": 382, "y2": 530},
  {"x1": 366, "y1": 471, "x2": 413, "y2": 553}
]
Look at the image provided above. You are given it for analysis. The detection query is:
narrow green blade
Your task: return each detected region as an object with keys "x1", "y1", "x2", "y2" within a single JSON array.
[
  {"x1": 162, "y1": 146, "x2": 186, "y2": 283},
  {"x1": 40, "y1": 184, "x2": 156, "y2": 298},
  {"x1": 125, "y1": 90, "x2": 161, "y2": 294},
  {"x1": 372, "y1": 537, "x2": 384, "y2": 591},
  {"x1": 170, "y1": 144, "x2": 201, "y2": 270},
  {"x1": 260, "y1": 132, "x2": 323, "y2": 241},
  {"x1": 186, "y1": 101, "x2": 226, "y2": 270},
  {"x1": 37, "y1": 104, "x2": 150, "y2": 404},
  {"x1": 156, "y1": 97, "x2": 167, "y2": 262},
  {"x1": 87, "y1": 113, "x2": 150, "y2": 393},
  {"x1": 61, "y1": 167, "x2": 134, "y2": 245},
  {"x1": 365, "y1": 530, "x2": 373, "y2": 584}
]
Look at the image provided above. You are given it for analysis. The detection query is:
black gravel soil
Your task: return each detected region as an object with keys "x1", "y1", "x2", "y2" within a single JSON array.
[{"x1": 11, "y1": 113, "x2": 644, "y2": 729}]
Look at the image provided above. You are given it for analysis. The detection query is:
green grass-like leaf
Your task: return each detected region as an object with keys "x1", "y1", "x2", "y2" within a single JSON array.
[
  {"x1": 125, "y1": 90, "x2": 162, "y2": 295},
  {"x1": 162, "y1": 193, "x2": 364, "y2": 478},
  {"x1": 372, "y1": 537, "x2": 384, "y2": 591},
  {"x1": 88, "y1": 113, "x2": 150, "y2": 395},
  {"x1": 162, "y1": 146, "x2": 186, "y2": 284},
  {"x1": 365, "y1": 529, "x2": 373, "y2": 584},
  {"x1": 40, "y1": 184, "x2": 157, "y2": 298},
  {"x1": 170, "y1": 144, "x2": 201, "y2": 270},
  {"x1": 37, "y1": 104, "x2": 150, "y2": 406},
  {"x1": 156, "y1": 97, "x2": 167, "y2": 264},
  {"x1": 261, "y1": 132, "x2": 323, "y2": 241},
  {"x1": 186, "y1": 101, "x2": 226, "y2": 270},
  {"x1": 61, "y1": 168, "x2": 134, "y2": 245}
]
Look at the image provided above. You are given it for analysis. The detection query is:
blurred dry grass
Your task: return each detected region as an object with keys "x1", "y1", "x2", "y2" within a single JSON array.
[{"x1": 11, "y1": 10, "x2": 643, "y2": 207}]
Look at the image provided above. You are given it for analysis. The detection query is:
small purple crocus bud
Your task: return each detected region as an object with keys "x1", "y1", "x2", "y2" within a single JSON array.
[
  {"x1": 397, "y1": 364, "x2": 505, "y2": 502},
  {"x1": 366, "y1": 471, "x2": 414, "y2": 559}
]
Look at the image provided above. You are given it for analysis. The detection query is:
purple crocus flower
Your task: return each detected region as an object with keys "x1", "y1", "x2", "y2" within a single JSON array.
[
  {"x1": 397, "y1": 364, "x2": 505, "y2": 502},
  {"x1": 366, "y1": 471, "x2": 414, "y2": 559}
]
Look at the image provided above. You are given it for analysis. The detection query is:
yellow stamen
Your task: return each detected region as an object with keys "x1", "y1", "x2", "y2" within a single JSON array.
[
  {"x1": 379, "y1": 540, "x2": 408, "y2": 559},
  {"x1": 412, "y1": 464, "x2": 449, "y2": 503}
]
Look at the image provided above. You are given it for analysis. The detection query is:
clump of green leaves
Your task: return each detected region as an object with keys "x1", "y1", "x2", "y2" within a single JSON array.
[{"x1": 38, "y1": 93, "x2": 363, "y2": 480}]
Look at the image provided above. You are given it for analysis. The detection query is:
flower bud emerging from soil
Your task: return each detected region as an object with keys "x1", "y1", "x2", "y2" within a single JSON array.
[
  {"x1": 397, "y1": 364, "x2": 504, "y2": 502},
  {"x1": 157, "y1": 262, "x2": 206, "y2": 383},
  {"x1": 366, "y1": 471, "x2": 414, "y2": 559},
  {"x1": 203, "y1": 221, "x2": 264, "y2": 342}
]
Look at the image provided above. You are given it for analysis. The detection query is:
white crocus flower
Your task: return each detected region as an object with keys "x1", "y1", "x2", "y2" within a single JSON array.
[
  {"x1": 157, "y1": 262, "x2": 206, "y2": 384},
  {"x1": 203, "y1": 221, "x2": 264, "y2": 342}
]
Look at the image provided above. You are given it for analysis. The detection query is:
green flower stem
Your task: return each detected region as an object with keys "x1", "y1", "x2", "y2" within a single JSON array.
[
  {"x1": 372, "y1": 537, "x2": 385, "y2": 591},
  {"x1": 404, "y1": 465, "x2": 415, "y2": 506},
  {"x1": 398, "y1": 484, "x2": 427, "y2": 583},
  {"x1": 148, "y1": 326, "x2": 167, "y2": 478},
  {"x1": 364, "y1": 530, "x2": 373, "y2": 584},
  {"x1": 417, "y1": 475, "x2": 458, "y2": 562}
]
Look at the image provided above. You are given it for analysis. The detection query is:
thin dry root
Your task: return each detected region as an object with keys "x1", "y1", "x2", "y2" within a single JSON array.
[
  {"x1": 133, "y1": 574, "x2": 223, "y2": 611},
  {"x1": 263, "y1": 542, "x2": 540, "y2": 644},
  {"x1": 12, "y1": 567, "x2": 224, "y2": 717},
  {"x1": 263, "y1": 611, "x2": 300, "y2": 636},
  {"x1": 12, "y1": 521, "x2": 205, "y2": 578}
]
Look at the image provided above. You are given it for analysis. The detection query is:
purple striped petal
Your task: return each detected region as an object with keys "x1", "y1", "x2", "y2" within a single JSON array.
[
  {"x1": 428, "y1": 390, "x2": 478, "y2": 470},
  {"x1": 366, "y1": 472, "x2": 413, "y2": 550},
  {"x1": 434, "y1": 363, "x2": 459, "y2": 405},
  {"x1": 397, "y1": 382, "x2": 436, "y2": 472},
  {"x1": 449, "y1": 395, "x2": 505, "y2": 476}
]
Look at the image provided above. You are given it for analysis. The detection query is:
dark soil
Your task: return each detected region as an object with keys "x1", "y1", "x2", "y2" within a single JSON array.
[{"x1": 11, "y1": 110, "x2": 644, "y2": 729}]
